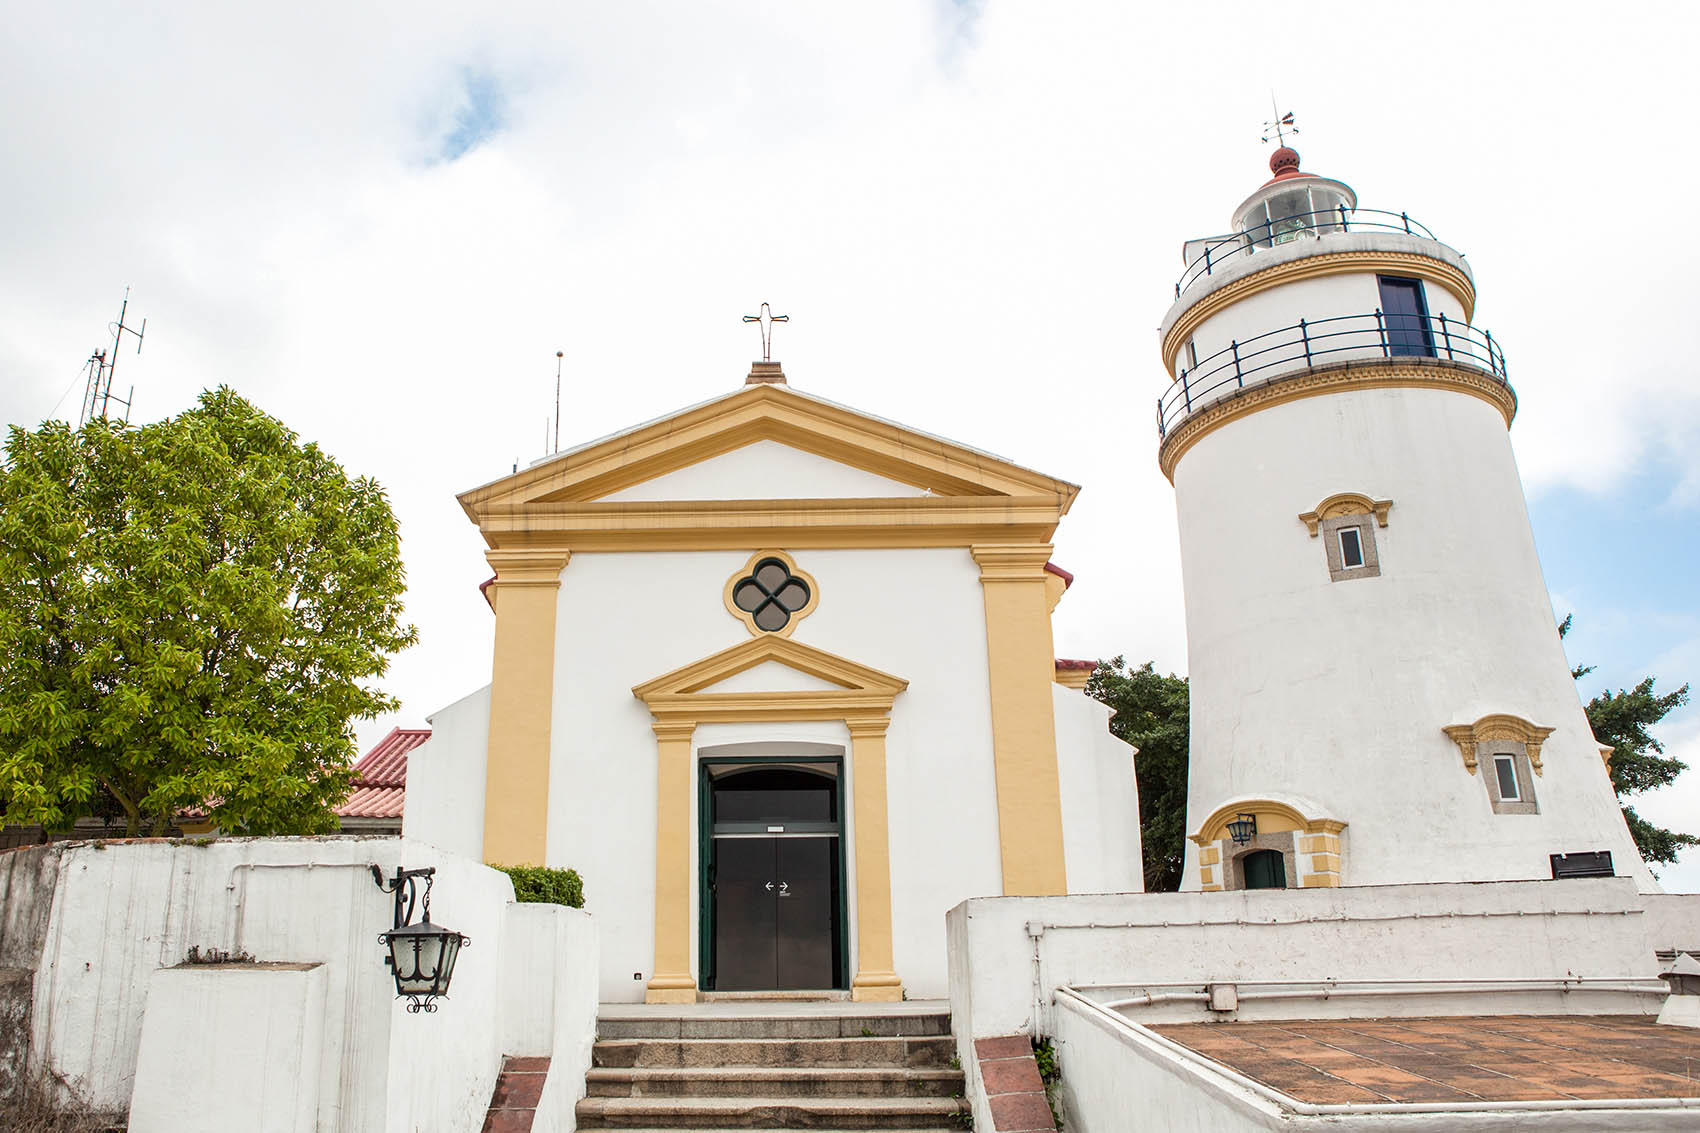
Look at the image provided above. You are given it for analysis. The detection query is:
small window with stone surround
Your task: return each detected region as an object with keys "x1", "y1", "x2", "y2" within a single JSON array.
[
  {"x1": 1443, "y1": 714, "x2": 1551, "y2": 816},
  {"x1": 1299, "y1": 493, "x2": 1392, "y2": 582}
]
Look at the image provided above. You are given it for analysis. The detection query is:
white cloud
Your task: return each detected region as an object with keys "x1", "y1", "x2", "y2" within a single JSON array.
[{"x1": 3, "y1": 2, "x2": 1697, "y2": 808}]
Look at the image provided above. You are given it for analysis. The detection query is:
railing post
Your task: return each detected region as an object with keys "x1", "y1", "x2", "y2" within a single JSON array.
[
  {"x1": 1486, "y1": 329, "x2": 1498, "y2": 377},
  {"x1": 1156, "y1": 398, "x2": 1165, "y2": 438},
  {"x1": 1375, "y1": 308, "x2": 1388, "y2": 357},
  {"x1": 1340, "y1": 205, "x2": 1349, "y2": 233},
  {"x1": 1175, "y1": 281, "x2": 1181, "y2": 299},
  {"x1": 1203, "y1": 245, "x2": 1213, "y2": 277},
  {"x1": 1300, "y1": 318, "x2": 1312, "y2": 366},
  {"x1": 1401, "y1": 211, "x2": 1411, "y2": 234},
  {"x1": 1183, "y1": 372, "x2": 1192, "y2": 412},
  {"x1": 1438, "y1": 312, "x2": 1453, "y2": 360},
  {"x1": 1231, "y1": 341, "x2": 1242, "y2": 387}
]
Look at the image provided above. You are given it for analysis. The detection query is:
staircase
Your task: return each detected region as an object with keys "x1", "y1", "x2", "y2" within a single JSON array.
[{"x1": 577, "y1": 1006, "x2": 967, "y2": 1130}]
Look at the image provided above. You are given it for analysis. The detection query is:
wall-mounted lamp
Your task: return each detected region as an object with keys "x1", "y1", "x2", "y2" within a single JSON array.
[
  {"x1": 1226, "y1": 813, "x2": 1259, "y2": 846},
  {"x1": 370, "y1": 865, "x2": 470, "y2": 1013}
]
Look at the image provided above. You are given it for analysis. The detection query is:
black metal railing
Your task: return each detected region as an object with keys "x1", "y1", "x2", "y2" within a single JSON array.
[
  {"x1": 1176, "y1": 209, "x2": 1440, "y2": 298},
  {"x1": 1157, "y1": 311, "x2": 1508, "y2": 439}
]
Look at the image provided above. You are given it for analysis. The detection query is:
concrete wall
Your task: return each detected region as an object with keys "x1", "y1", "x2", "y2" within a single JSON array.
[
  {"x1": 402, "y1": 684, "x2": 492, "y2": 860},
  {"x1": 1173, "y1": 383, "x2": 1652, "y2": 891},
  {"x1": 947, "y1": 879, "x2": 1663, "y2": 1043},
  {"x1": 0, "y1": 836, "x2": 600, "y2": 1132},
  {"x1": 1052, "y1": 683, "x2": 1142, "y2": 896},
  {"x1": 129, "y1": 963, "x2": 327, "y2": 1133}
]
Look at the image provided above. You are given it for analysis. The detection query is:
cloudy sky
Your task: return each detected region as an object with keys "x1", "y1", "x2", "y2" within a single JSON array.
[{"x1": 5, "y1": 2, "x2": 1698, "y2": 887}]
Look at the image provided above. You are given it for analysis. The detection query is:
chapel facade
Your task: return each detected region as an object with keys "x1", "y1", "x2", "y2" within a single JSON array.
[{"x1": 404, "y1": 365, "x2": 1142, "y2": 1003}]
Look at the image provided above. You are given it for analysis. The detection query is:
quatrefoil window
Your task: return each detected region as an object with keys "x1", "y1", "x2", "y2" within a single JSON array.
[{"x1": 724, "y1": 552, "x2": 818, "y2": 636}]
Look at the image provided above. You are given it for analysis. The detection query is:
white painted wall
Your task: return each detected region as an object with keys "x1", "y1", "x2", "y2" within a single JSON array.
[
  {"x1": 599, "y1": 439, "x2": 931, "y2": 500},
  {"x1": 946, "y1": 879, "x2": 1662, "y2": 1042},
  {"x1": 544, "y1": 543, "x2": 1002, "y2": 1002},
  {"x1": 12, "y1": 837, "x2": 600, "y2": 1133},
  {"x1": 1172, "y1": 384, "x2": 1652, "y2": 891},
  {"x1": 515, "y1": 905, "x2": 601, "y2": 1132},
  {"x1": 129, "y1": 964, "x2": 326, "y2": 1133},
  {"x1": 403, "y1": 684, "x2": 491, "y2": 860},
  {"x1": 1053, "y1": 684, "x2": 1143, "y2": 895}
]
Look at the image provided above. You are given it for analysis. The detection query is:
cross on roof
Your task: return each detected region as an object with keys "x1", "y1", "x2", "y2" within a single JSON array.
[{"x1": 742, "y1": 302, "x2": 789, "y2": 362}]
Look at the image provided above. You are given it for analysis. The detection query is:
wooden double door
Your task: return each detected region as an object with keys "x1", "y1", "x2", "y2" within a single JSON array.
[{"x1": 702, "y1": 762, "x2": 845, "y2": 992}]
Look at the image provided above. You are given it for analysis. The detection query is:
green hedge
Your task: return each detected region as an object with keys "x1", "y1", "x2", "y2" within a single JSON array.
[{"x1": 495, "y1": 865, "x2": 585, "y2": 908}]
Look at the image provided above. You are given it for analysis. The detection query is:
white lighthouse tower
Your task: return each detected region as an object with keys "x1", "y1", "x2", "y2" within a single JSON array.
[{"x1": 1159, "y1": 143, "x2": 1653, "y2": 894}]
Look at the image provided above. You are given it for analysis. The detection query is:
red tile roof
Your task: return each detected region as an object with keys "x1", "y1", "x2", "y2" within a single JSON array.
[
  {"x1": 1054, "y1": 658, "x2": 1097, "y2": 671},
  {"x1": 337, "y1": 727, "x2": 429, "y2": 820},
  {"x1": 1043, "y1": 561, "x2": 1074, "y2": 588}
]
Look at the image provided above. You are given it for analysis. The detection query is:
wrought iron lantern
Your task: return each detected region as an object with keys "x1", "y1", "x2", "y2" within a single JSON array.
[
  {"x1": 1226, "y1": 813, "x2": 1259, "y2": 846},
  {"x1": 370, "y1": 865, "x2": 470, "y2": 1013}
]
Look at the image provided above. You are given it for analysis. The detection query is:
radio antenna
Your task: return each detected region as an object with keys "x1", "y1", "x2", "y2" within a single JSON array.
[
  {"x1": 553, "y1": 350, "x2": 564, "y2": 453},
  {"x1": 78, "y1": 288, "x2": 146, "y2": 427}
]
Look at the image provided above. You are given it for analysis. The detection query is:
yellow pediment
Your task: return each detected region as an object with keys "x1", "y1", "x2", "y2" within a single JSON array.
[
  {"x1": 632, "y1": 635, "x2": 908, "y2": 727},
  {"x1": 460, "y1": 383, "x2": 1077, "y2": 527}
]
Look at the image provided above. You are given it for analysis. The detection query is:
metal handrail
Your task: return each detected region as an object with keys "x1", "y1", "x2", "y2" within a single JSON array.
[
  {"x1": 1176, "y1": 208, "x2": 1440, "y2": 298},
  {"x1": 1156, "y1": 311, "x2": 1508, "y2": 439}
]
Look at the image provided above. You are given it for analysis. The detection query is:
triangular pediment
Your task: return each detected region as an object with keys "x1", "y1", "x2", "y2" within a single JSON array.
[
  {"x1": 460, "y1": 383, "x2": 1078, "y2": 516},
  {"x1": 634, "y1": 635, "x2": 908, "y2": 701},
  {"x1": 597, "y1": 440, "x2": 930, "y2": 503}
]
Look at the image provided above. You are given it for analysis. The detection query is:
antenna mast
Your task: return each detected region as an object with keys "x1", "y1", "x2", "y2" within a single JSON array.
[
  {"x1": 78, "y1": 289, "x2": 146, "y2": 427},
  {"x1": 554, "y1": 350, "x2": 564, "y2": 454}
]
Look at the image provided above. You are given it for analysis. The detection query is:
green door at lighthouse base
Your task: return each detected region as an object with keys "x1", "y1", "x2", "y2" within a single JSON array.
[{"x1": 1243, "y1": 849, "x2": 1287, "y2": 890}]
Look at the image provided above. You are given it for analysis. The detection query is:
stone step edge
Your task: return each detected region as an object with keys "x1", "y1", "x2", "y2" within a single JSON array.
[
  {"x1": 586, "y1": 1067, "x2": 963, "y2": 1080},
  {"x1": 576, "y1": 1096, "x2": 967, "y2": 1111}
]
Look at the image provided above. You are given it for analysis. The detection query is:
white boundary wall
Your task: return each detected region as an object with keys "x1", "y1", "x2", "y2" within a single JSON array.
[{"x1": 0, "y1": 837, "x2": 599, "y2": 1133}]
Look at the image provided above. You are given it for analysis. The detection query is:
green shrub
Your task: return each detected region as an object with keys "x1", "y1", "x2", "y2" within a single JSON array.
[{"x1": 495, "y1": 864, "x2": 585, "y2": 908}]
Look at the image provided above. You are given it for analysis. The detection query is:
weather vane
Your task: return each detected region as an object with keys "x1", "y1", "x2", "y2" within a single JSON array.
[
  {"x1": 1261, "y1": 98, "x2": 1298, "y2": 146},
  {"x1": 742, "y1": 302, "x2": 789, "y2": 362}
]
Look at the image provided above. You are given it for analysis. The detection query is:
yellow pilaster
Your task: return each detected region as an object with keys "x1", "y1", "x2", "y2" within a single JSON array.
[
  {"x1": 847, "y1": 717, "x2": 904, "y2": 1002},
  {"x1": 970, "y1": 544, "x2": 1068, "y2": 896},
  {"x1": 646, "y1": 720, "x2": 698, "y2": 1003},
  {"x1": 481, "y1": 549, "x2": 570, "y2": 866}
]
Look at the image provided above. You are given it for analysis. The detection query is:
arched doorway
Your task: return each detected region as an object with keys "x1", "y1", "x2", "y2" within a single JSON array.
[
  {"x1": 701, "y1": 761, "x2": 846, "y2": 991},
  {"x1": 1242, "y1": 849, "x2": 1288, "y2": 890}
]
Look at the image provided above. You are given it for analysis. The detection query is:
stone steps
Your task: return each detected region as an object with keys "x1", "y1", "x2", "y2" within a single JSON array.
[
  {"x1": 586, "y1": 1065, "x2": 963, "y2": 1098},
  {"x1": 574, "y1": 1095, "x2": 967, "y2": 1129},
  {"x1": 597, "y1": 1012, "x2": 952, "y2": 1040},
  {"x1": 593, "y1": 1035, "x2": 957, "y2": 1069},
  {"x1": 578, "y1": 1008, "x2": 965, "y2": 1130}
]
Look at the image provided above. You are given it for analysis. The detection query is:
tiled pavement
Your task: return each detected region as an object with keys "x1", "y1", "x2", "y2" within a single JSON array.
[{"x1": 1149, "y1": 1015, "x2": 1700, "y2": 1105}]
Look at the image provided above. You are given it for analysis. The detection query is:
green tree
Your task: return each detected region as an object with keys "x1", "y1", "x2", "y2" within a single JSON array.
[
  {"x1": 1560, "y1": 615, "x2": 1695, "y2": 866},
  {"x1": 1086, "y1": 657, "x2": 1190, "y2": 891},
  {"x1": 0, "y1": 388, "x2": 417, "y2": 837}
]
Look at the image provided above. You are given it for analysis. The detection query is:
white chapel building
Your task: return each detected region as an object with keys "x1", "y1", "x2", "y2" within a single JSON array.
[{"x1": 404, "y1": 366, "x2": 1142, "y2": 1004}]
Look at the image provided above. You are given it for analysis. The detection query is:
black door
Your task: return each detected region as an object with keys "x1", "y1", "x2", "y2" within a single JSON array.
[
  {"x1": 706, "y1": 765, "x2": 844, "y2": 991},
  {"x1": 1378, "y1": 275, "x2": 1435, "y2": 357},
  {"x1": 1243, "y1": 849, "x2": 1288, "y2": 890}
]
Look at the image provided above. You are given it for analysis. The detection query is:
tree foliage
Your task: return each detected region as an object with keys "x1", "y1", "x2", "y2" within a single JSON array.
[
  {"x1": 1560, "y1": 615, "x2": 1695, "y2": 866},
  {"x1": 496, "y1": 864, "x2": 586, "y2": 908},
  {"x1": 0, "y1": 388, "x2": 417, "y2": 837},
  {"x1": 1086, "y1": 657, "x2": 1190, "y2": 891}
]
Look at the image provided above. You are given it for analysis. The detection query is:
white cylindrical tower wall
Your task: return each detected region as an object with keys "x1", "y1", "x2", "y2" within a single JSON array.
[{"x1": 1159, "y1": 149, "x2": 1653, "y2": 895}]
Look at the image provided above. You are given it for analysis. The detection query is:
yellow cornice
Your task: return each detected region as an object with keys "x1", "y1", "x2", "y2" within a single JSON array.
[
  {"x1": 474, "y1": 495, "x2": 1067, "y2": 551},
  {"x1": 1444, "y1": 714, "x2": 1556, "y2": 776},
  {"x1": 970, "y1": 543, "x2": 1056, "y2": 582},
  {"x1": 633, "y1": 634, "x2": 908, "y2": 702},
  {"x1": 1161, "y1": 249, "x2": 1477, "y2": 375},
  {"x1": 1190, "y1": 799, "x2": 1345, "y2": 845},
  {"x1": 1158, "y1": 361, "x2": 1517, "y2": 482},
  {"x1": 459, "y1": 384, "x2": 1079, "y2": 516},
  {"x1": 1298, "y1": 493, "x2": 1392, "y2": 536},
  {"x1": 484, "y1": 549, "x2": 571, "y2": 587}
]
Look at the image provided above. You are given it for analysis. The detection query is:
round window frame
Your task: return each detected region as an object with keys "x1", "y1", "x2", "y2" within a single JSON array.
[{"x1": 722, "y1": 550, "x2": 821, "y2": 638}]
